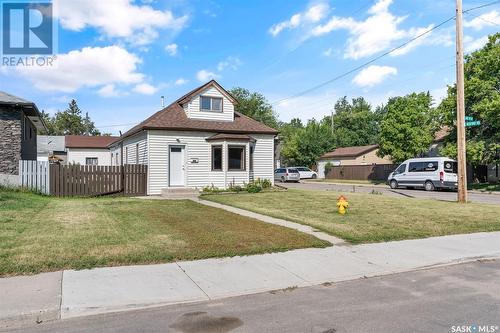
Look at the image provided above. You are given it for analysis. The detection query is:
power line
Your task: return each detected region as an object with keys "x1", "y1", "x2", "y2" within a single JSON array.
[
  {"x1": 463, "y1": 0, "x2": 500, "y2": 13},
  {"x1": 278, "y1": 62, "x2": 455, "y2": 117},
  {"x1": 270, "y1": 17, "x2": 455, "y2": 105},
  {"x1": 270, "y1": 0, "x2": 500, "y2": 106},
  {"x1": 258, "y1": 0, "x2": 373, "y2": 74}
]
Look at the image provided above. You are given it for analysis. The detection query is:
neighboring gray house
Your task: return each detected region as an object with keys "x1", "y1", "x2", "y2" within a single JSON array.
[
  {"x1": 0, "y1": 91, "x2": 46, "y2": 185},
  {"x1": 37, "y1": 135, "x2": 67, "y2": 163}
]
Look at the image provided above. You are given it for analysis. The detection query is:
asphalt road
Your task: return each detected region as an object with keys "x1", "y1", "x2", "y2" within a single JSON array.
[
  {"x1": 282, "y1": 181, "x2": 500, "y2": 204},
  {"x1": 5, "y1": 260, "x2": 499, "y2": 333}
]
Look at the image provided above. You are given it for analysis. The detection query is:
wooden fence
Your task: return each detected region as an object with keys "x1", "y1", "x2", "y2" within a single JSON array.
[
  {"x1": 326, "y1": 164, "x2": 397, "y2": 181},
  {"x1": 49, "y1": 164, "x2": 147, "y2": 197},
  {"x1": 19, "y1": 160, "x2": 50, "y2": 194}
]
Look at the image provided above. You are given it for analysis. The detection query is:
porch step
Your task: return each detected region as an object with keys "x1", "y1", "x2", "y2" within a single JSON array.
[{"x1": 161, "y1": 187, "x2": 200, "y2": 199}]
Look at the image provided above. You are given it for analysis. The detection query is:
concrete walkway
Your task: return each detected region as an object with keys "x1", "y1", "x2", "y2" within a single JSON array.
[
  {"x1": 1, "y1": 231, "x2": 500, "y2": 329},
  {"x1": 195, "y1": 198, "x2": 346, "y2": 245}
]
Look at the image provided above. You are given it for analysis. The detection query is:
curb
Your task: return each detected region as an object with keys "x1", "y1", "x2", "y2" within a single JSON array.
[
  {"x1": 0, "y1": 308, "x2": 60, "y2": 330},
  {"x1": 4, "y1": 255, "x2": 498, "y2": 329}
]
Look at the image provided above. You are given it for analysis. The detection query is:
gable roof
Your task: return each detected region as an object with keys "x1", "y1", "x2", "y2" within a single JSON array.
[
  {"x1": 66, "y1": 135, "x2": 119, "y2": 149},
  {"x1": 0, "y1": 91, "x2": 47, "y2": 132},
  {"x1": 177, "y1": 80, "x2": 238, "y2": 105},
  {"x1": 0, "y1": 91, "x2": 31, "y2": 104},
  {"x1": 118, "y1": 80, "x2": 278, "y2": 141},
  {"x1": 320, "y1": 144, "x2": 379, "y2": 159}
]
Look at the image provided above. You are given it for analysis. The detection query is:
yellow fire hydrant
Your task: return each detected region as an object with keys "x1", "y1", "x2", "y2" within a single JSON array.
[{"x1": 337, "y1": 195, "x2": 349, "y2": 215}]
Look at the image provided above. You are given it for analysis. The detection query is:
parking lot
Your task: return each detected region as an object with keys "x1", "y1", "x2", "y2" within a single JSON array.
[{"x1": 282, "y1": 181, "x2": 500, "y2": 205}]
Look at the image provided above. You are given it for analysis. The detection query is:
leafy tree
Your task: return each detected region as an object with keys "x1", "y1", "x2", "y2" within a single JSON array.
[
  {"x1": 377, "y1": 92, "x2": 439, "y2": 163},
  {"x1": 280, "y1": 119, "x2": 335, "y2": 167},
  {"x1": 326, "y1": 96, "x2": 379, "y2": 147},
  {"x1": 47, "y1": 100, "x2": 102, "y2": 135},
  {"x1": 39, "y1": 110, "x2": 56, "y2": 135},
  {"x1": 438, "y1": 33, "x2": 500, "y2": 166},
  {"x1": 229, "y1": 87, "x2": 279, "y2": 128}
]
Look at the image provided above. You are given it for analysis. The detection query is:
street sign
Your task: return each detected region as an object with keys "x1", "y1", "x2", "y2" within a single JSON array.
[
  {"x1": 465, "y1": 116, "x2": 473, "y2": 121},
  {"x1": 465, "y1": 120, "x2": 481, "y2": 127}
]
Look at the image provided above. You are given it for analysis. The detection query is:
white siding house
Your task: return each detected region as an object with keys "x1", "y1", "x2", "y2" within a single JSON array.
[
  {"x1": 65, "y1": 135, "x2": 119, "y2": 166},
  {"x1": 67, "y1": 148, "x2": 112, "y2": 165},
  {"x1": 112, "y1": 80, "x2": 278, "y2": 195}
]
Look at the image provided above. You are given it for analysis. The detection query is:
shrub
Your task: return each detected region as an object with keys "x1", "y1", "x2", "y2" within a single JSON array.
[
  {"x1": 261, "y1": 179, "x2": 272, "y2": 189},
  {"x1": 202, "y1": 184, "x2": 221, "y2": 193},
  {"x1": 246, "y1": 182, "x2": 263, "y2": 193}
]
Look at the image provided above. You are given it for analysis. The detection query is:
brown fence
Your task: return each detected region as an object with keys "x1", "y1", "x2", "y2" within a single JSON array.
[
  {"x1": 49, "y1": 164, "x2": 147, "y2": 197},
  {"x1": 326, "y1": 164, "x2": 397, "y2": 181}
]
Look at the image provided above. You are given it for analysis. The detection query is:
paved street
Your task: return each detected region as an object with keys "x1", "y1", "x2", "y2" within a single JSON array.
[
  {"x1": 5, "y1": 260, "x2": 499, "y2": 333},
  {"x1": 283, "y1": 181, "x2": 500, "y2": 204}
]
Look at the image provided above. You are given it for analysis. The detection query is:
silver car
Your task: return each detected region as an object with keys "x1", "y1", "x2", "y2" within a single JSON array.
[{"x1": 274, "y1": 167, "x2": 301, "y2": 183}]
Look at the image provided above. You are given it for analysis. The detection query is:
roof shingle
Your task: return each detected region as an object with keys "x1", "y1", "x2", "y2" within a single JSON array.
[
  {"x1": 120, "y1": 81, "x2": 278, "y2": 140},
  {"x1": 320, "y1": 144, "x2": 379, "y2": 159},
  {"x1": 65, "y1": 135, "x2": 119, "y2": 148}
]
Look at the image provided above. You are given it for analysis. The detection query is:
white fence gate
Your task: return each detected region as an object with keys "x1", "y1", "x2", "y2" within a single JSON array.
[{"x1": 19, "y1": 160, "x2": 50, "y2": 194}]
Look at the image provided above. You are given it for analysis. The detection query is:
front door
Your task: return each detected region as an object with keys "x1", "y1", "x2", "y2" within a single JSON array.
[{"x1": 169, "y1": 146, "x2": 185, "y2": 186}]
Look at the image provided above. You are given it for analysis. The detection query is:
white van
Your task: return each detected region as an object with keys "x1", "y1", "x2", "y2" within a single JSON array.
[{"x1": 387, "y1": 157, "x2": 458, "y2": 191}]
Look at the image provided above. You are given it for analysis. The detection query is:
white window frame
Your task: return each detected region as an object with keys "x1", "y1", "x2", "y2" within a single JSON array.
[{"x1": 200, "y1": 96, "x2": 223, "y2": 112}]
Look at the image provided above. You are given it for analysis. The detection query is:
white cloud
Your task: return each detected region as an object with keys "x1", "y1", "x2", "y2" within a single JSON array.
[
  {"x1": 16, "y1": 46, "x2": 144, "y2": 93},
  {"x1": 98, "y1": 84, "x2": 121, "y2": 97},
  {"x1": 352, "y1": 65, "x2": 397, "y2": 87},
  {"x1": 430, "y1": 86, "x2": 448, "y2": 106},
  {"x1": 175, "y1": 78, "x2": 188, "y2": 86},
  {"x1": 196, "y1": 69, "x2": 220, "y2": 82},
  {"x1": 217, "y1": 56, "x2": 242, "y2": 71},
  {"x1": 269, "y1": 2, "x2": 329, "y2": 37},
  {"x1": 464, "y1": 35, "x2": 489, "y2": 53},
  {"x1": 133, "y1": 83, "x2": 159, "y2": 95},
  {"x1": 322, "y1": 47, "x2": 333, "y2": 57},
  {"x1": 273, "y1": 91, "x2": 337, "y2": 122},
  {"x1": 54, "y1": 0, "x2": 188, "y2": 45},
  {"x1": 165, "y1": 43, "x2": 178, "y2": 56},
  {"x1": 196, "y1": 56, "x2": 241, "y2": 82},
  {"x1": 311, "y1": 0, "x2": 433, "y2": 59},
  {"x1": 464, "y1": 10, "x2": 499, "y2": 30}
]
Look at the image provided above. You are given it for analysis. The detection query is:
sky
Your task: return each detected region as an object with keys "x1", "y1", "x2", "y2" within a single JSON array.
[{"x1": 1, "y1": 0, "x2": 499, "y2": 135}]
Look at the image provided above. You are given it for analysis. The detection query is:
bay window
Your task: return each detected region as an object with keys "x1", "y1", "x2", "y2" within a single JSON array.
[
  {"x1": 212, "y1": 145, "x2": 222, "y2": 171},
  {"x1": 228, "y1": 146, "x2": 245, "y2": 171}
]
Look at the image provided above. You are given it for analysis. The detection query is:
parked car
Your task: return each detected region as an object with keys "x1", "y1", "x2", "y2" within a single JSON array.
[
  {"x1": 292, "y1": 167, "x2": 318, "y2": 179},
  {"x1": 387, "y1": 157, "x2": 458, "y2": 191},
  {"x1": 274, "y1": 167, "x2": 301, "y2": 183}
]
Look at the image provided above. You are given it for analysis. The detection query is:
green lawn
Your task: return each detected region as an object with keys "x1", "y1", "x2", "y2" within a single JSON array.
[
  {"x1": 0, "y1": 189, "x2": 328, "y2": 276},
  {"x1": 202, "y1": 189, "x2": 500, "y2": 244},
  {"x1": 469, "y1": 183, "x2": 500, "y2": 192}
]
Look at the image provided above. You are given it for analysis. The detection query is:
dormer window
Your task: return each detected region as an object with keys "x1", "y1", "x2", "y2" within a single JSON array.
[{"x1": 200, "y1": 96, "x2": 222, "y2": 112}]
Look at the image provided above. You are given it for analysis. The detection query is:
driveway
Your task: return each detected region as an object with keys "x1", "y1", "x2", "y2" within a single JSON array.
[{"x1": 283, "y1": 181, "x2": 500, "y2": 204}]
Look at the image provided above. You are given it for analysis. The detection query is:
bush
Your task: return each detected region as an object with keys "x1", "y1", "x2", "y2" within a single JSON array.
[
  {"x1": 246, "y1": 182, "x2": 263, "y2": 193},
  {"x1": 202, "y1": 184, "x2": 221, "y2": 193}
]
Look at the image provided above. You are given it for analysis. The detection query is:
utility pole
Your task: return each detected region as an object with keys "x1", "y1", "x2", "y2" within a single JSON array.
[{"x1": 455, "y1": 0, "x2": 468, "y2": 203}]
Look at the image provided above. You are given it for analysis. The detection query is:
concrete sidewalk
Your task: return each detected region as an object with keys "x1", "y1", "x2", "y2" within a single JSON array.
[{"x1": 1, "y1": 231, "x2": 500, "y2": 329}]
